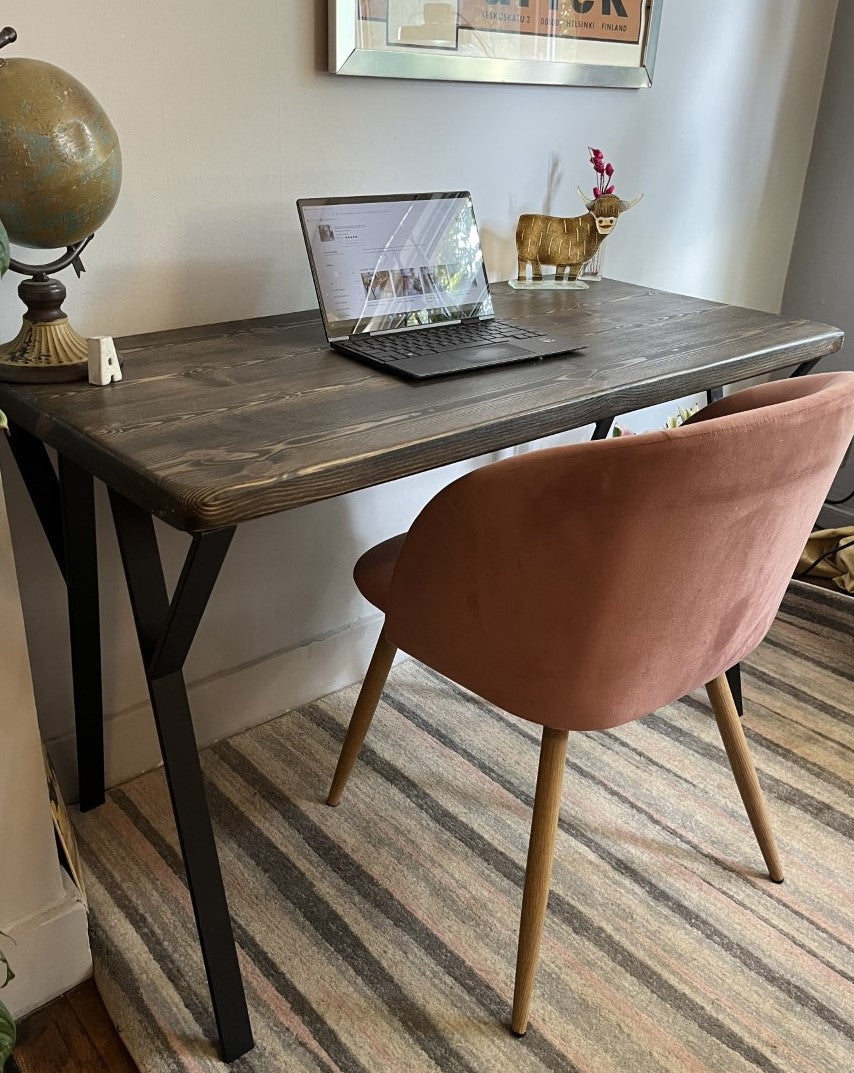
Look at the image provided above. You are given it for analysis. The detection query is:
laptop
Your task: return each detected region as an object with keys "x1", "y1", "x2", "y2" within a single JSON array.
[{"x1": 296, "y1": 191, "x2": 586, "y2": 380}]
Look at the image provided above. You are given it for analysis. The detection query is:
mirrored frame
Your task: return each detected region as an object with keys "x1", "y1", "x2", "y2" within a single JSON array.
[{"x1": 330, "y1": 1, "x2": 664, "y2": 89}]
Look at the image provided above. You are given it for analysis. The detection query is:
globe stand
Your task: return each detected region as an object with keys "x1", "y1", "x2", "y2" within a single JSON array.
[{"x1": 0, "y1": 238, "x2": 93, "y2": 383}]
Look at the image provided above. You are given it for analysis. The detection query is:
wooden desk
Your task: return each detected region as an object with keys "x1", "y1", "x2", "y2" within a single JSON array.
[{"x1": 0, "y1": 280, "x2": 842, "y2": 1061}]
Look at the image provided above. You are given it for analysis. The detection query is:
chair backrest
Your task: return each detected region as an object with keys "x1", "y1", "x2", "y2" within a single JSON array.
[{"x1": 383, "y1": 372, "x2": 854, "y2": 731}]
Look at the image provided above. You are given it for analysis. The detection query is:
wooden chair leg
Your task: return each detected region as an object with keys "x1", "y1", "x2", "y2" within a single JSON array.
[
  {"x1": 511, "y1": 726, "x2": 569, "y2": 1037},
  {"x1": 327, "y1": 629, "x2": 397, "y2": 806},
  {"x1": 706, "y1": 674, "x2": 784, "y2": 882}
]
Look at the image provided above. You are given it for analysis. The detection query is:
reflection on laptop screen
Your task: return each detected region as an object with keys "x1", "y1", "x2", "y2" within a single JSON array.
[{"x1": 298, "y1": 193, "x2": 493, "y2": 340}]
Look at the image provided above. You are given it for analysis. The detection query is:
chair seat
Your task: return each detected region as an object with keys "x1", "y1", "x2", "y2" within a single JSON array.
[{"x1": 354, "y1": 533, "x2": 405, "y2": 611}]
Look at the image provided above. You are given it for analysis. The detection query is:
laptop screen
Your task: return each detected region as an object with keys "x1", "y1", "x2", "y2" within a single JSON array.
[{"x1": 297, "y1": 192, "x2": 494, "y2": 340}]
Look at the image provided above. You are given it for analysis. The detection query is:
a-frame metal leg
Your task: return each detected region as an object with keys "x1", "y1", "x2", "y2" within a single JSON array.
[
  {"x1": 4, "y1": 427, "x2": 106, "y2": 809},
  {"x1": 706, "y1": 675, "x2": 783, "y2": 882},
  {"x1": 512, "y1": 726, "x2": 569, "y2": 1036},
  {"x1": 5, "y1": 426, "x2": 66, "y2": 575},
  {"x1": 591, "y1": 416, "x2": 614, "y2": 440},
  {"x1": 108, "y1": 490, "x2": 252, "y2": 1062},
  {"x1": 59, "y1": 456, "x2": 105, "y2": 810}
]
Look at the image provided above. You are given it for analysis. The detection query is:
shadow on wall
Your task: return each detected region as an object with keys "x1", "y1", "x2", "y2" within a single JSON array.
[
  {"x1": 480, "y1": 226, "x2": 515, "y2": 285},
  {"x1": 73, "y1": 203, "x2": 285, "y2": 341},
  {"x1": 482, "y1": 153, "x2": 567, "y2": 283},
  {"x1": 782, "y1": 2, "x2": 854, "y2": 521},
  {"x1": 0, "y1": 449, "x2": 71, "y2": 748},
  {"x1": 643, "y1": 4, "x2": 791, "y2": 295}
]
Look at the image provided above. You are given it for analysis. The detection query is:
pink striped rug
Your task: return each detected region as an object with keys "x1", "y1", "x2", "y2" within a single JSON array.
[{"x1": 74, "y1": 584, "x2": 853, "y2": 1072}]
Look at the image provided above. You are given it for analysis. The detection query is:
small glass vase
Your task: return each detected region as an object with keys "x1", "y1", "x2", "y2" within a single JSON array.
[{"x1": 579, "y1": 238, "x2": 606, "y2": 282}]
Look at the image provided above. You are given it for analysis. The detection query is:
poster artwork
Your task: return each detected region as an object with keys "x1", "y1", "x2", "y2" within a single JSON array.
[
  {"x1": 360, "y1": 0, "x2": 389, "y2": 18},
  {"x1": 360, "y1": 2, "x2": 644, "y2": 44},
  {"x1": 460, "y1": 1, "x2": 642, "y2": 43}
]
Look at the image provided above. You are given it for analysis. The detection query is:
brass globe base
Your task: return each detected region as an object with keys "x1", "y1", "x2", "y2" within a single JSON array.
[
  {"x1": 0, "y1": 315, "x2": 88, "y2": 382},
  {"x1": 0, "y1": 274, "x2": 89, "y2": 382}
]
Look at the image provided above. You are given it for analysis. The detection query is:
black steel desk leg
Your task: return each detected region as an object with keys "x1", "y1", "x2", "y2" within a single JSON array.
[
  {"x1": 59, "y1": 456, "x2": 105, "y2": 811},
  {"x1": 108, "y1": 490, "x2": 252, "y2": 1062},
  {"x1": 5, "y1": 425, "x2": 66, "y2": 574},
  {"x1": 725, "y1": 664, "x2": 744, "y2": 718},
  {"x1": 5, "y1": 432, "x2": 106, "y2": 809},
  {"x1": 591, "y1": 417, "x2": 614, "y2": 440}
]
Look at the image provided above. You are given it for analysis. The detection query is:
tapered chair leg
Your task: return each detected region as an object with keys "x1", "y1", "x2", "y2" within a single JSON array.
[
  {"x1": 511, "y1": 726, "x2": 569, "y2": 1037},
  {"x1": 327, "y1": 629, "x2": 397, "y2": 806},
  {"x1": 706, "y1": 675, "x2": 784, "y2": 882}
]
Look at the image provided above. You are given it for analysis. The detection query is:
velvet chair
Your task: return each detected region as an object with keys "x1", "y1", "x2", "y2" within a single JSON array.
[{"x1": 327, "y1": 371, "x2": 854, "y2": 1036}]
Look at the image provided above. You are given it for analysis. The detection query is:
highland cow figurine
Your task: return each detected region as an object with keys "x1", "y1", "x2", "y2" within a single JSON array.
[{"x1": 515, "y1": 149, "x2": 641, "y2": 285}]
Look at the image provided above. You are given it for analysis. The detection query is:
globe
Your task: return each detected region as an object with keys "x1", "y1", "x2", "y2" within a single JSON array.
[
  {"x1": 0, "y1": 47, "x2": 122, "y2": 249},
  {"x1": 0, "y1": 28, "x2": 121, "y2": 382}
]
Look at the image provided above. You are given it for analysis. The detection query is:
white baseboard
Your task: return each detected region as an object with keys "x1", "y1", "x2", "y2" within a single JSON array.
[
  {"x1": 1, "y1": 873, "x2": 91, "y2": 1018},
  {"x1": 47, "y1": 613, "x2": 400, "y2": 800}
]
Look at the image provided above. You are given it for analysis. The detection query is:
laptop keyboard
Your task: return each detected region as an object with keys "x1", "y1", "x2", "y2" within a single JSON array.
[{"x1": 345, "y1": 320, "x2": 542, "y2": 361}]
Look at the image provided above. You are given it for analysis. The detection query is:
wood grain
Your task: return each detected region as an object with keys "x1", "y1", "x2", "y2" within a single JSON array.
[
  {"x1": 0, "y1": 281, "x2": 842, "y2": 532},
  {"x1": 13, "y1": 979, "x2": 137, "y2": 1073},
  {"x1": 706, "y1": 674, "x2": 784, "y2": 882},
  {"x1": 512, "y1": 726, "x2": 569, "y2": 1036},
  {"x1": 327, "y1": 629, "x2": 397, "y2": 806}
]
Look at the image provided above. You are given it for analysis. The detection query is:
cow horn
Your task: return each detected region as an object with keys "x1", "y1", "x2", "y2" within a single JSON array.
[
  {"x1": 618, "y1": 194, "x2": 643, "y2": 213},
  {"x1": 577, "y1": 185, "x2": 595, "y2": 212}
]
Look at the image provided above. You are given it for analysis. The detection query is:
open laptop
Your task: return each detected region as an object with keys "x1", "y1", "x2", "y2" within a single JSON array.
[{"x1": 297, "y1": 191, "x2": 585, "y2": 380}]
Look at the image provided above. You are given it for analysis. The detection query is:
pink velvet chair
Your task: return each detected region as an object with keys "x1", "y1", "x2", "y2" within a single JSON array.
[{"x1": 327, "y1": 371, "x2": 854, "y2": 1036}]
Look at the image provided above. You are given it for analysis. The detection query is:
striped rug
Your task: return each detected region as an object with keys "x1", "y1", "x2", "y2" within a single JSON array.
[{"x1": 73, "y1": 583, "x2": 853, "y2": 1073}]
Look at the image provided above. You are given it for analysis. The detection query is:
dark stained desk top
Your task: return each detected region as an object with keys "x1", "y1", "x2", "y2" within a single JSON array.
[{"x1": 0, "y1": 281, "x2": 843, "y2": 532}]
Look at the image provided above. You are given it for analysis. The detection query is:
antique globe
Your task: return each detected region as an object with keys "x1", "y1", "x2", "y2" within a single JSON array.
[{"x1": 0, "y1": 27, "x2": 121, "y2": 381}]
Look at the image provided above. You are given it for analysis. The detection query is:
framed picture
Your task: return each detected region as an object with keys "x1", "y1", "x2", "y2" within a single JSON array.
[{"x1": 330, "y1": 1, "x2": 664, "y2": 88}]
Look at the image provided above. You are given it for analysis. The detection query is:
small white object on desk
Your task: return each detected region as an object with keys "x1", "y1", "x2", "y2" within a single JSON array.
[{"x1": 88, "y1": 336, "x2": 122, "y2": 385}]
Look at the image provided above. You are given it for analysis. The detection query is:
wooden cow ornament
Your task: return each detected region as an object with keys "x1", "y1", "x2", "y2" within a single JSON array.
[{"x1": 516, "y1": 188, "x2": 642, "y2": 283}]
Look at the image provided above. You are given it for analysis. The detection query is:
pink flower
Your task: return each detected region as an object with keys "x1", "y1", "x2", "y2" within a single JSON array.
[{"x1": 588, "y1": 148, "x2": 617, "y2": 198}]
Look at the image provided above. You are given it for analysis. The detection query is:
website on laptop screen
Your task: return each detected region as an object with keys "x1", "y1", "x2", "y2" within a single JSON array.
[{"x1": 299, "y1": 194, "x2": 493, "y2": 339}]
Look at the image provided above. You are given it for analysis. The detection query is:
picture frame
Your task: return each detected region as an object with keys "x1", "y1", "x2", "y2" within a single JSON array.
[{"x1": 330, "y1": 1, "x2": 664, "y2": 89}]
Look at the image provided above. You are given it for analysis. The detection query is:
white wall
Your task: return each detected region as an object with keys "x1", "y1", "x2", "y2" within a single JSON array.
[
  {"x1": 0, "y1": 0, "x2": 838, "y2": 797},
  {"x1": 783, "y1": 1, "x2": 854, "y2": 526},
  {"x1": 0, "y1": 474, "x2": 90, "y2": 1016}
]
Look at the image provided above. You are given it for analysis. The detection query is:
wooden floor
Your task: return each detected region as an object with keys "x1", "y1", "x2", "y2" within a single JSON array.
[{"x1": 13, "y1": 979, "x2": 137, "y2": 1073}]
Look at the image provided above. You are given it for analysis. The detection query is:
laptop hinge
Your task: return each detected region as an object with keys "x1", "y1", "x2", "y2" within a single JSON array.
[{"x1": 366, "y1": 319, "x2": 461, "y2": 338}]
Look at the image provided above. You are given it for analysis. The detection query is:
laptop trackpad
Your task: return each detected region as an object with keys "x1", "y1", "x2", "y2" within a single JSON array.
[
  {"x1": 452, "y1": 344, "x2": 527, "y2": 363},
  {"x1": 393, "y1": 342, "x2": 533, "y2": 379}
]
